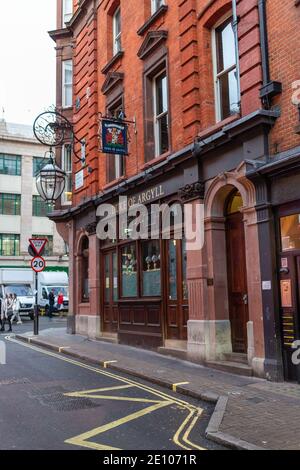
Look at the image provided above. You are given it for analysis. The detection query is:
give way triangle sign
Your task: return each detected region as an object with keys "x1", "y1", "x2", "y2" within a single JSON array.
[{"x1": 29, "y1": 238, "x2": 48, "y2": 256}]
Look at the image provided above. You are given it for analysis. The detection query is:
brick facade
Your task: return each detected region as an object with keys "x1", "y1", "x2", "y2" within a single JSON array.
[
  {"x1": 267, "y1": 0, "x2": 300, "y2": 155},
  {"x1": 48, "y1": 0, "x2": 300, "y2": 381},
  {"x1": 56, "y1": 0, "x2": 266, "y2": 205}
]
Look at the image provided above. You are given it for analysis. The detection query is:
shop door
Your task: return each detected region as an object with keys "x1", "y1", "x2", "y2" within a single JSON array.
[
  {"x1": 278, "y1": 209, "x2": 300, "y2": 382},
  {"x1": 165, "y1": 239, "x2": 188, "y2": 340},
  {"x1": 226, "y1": 211, "x2": 249, "y2": 353},
  {"x1": 103, "y1": 251, "x2": 118, "y2": 333},
  {"x1": 279, "y1": 254, "x2": 300, "y2": 383}
]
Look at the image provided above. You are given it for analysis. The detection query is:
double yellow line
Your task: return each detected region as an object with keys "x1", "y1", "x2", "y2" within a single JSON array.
[{"x1": 6, "y1": 336, "x2": 206, "y2": 451}]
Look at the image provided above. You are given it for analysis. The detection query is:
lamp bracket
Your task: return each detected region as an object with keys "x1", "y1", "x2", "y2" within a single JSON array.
[{"x1": 33, "y1": 108, "x2": 85, "y2": 163}]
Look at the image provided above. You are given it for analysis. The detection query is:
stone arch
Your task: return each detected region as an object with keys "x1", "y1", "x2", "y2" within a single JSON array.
[
  {"x1": 205, "y1": 162, "x2": 257, "y2": 218},
  {"x1": 201, "y1": 162, "x2": 265, "y2": 375},
  {"x1": 75, "y1": 230, "x2": 89, "y2": 258}
]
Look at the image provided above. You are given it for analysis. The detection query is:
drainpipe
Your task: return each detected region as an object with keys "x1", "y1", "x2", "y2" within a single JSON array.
[
  {"x1": 258, "y1": 0, "x2": 282, "y2": 110},
  {"x1": 232, "y1": 0, "x2": 241, "y2": 111},
  {"x1": 258, "y1": 0, "x2": 270, "y2": 87}
]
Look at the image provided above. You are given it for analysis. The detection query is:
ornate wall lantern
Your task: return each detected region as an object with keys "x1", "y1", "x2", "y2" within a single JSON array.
[
  {"x1": 36, "y1": 149, "x2": 66, "y2": 204},
  {"x1": 33, "y1": 109, "x2": 86, "y2": 203}
]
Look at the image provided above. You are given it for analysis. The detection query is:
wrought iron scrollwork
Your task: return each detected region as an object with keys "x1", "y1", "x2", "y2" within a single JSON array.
[
  {"x1": 33, "y1": 108, "x2": 85, "y2": 164},
  {"x1": 33, "y1": 110, "x2": 73, "y2": 147}
]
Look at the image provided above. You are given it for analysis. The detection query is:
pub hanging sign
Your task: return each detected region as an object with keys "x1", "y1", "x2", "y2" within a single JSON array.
[{"x1": 102, "y1": 119, "x2": 128, "y2": 156}]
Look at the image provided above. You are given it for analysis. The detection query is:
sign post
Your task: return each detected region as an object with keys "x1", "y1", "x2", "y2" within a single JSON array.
[
  {"x1": 29, "y1": 238, "x2": 47, "y2": 336},
  {"x1": 34, "y1": 271, "x2": 39, "y2": 336}
]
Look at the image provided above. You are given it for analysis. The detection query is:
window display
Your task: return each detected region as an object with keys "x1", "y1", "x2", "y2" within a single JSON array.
[
  {"x1": 121, "y1": 244, "x2": 137, "y2": 297},
  {"x1": 142, "y1": 240, "x2": 161, "y2": 296},
  {"x1": 280, "y1": 214, "x2": 300, "y2": 251}
]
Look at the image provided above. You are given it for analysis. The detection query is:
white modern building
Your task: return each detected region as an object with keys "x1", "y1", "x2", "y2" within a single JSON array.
[{"x1": 0, "y1": 119, "x2": 69, "y2": 272}]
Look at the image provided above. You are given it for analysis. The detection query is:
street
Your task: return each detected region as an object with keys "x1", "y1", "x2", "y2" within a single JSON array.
[{"x1": 0, "y1": 318, "x2": 225, "y2": 451}]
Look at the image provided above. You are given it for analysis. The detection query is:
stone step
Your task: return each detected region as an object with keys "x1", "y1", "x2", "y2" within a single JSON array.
[
  {"x1": 97, "y1": 335, "x2": 118, "y2": 344},
  {"x1": 223, "y1": 353, "x2": 248, "y2": 365},
  {"x1": 157, "y1": 346, "x2": 188, "y2": 361},
  {"x1": 206, "y1": 360, "x2": 253, "y2": 377}
]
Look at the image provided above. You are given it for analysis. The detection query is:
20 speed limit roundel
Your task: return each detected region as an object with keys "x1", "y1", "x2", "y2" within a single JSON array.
[{"x1": 31, "y1": 256, "x2": 46, "y2": 273}]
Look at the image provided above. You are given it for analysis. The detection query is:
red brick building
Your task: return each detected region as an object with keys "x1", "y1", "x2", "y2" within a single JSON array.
[
  {"x1": 48, "y1": 0, "x2": 300, "y2": 381},
  {"x1": 244, "y1": 0, "x2": 300, "y2": 382}
]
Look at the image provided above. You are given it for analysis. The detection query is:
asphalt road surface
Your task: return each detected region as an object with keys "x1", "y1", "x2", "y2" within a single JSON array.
[{"x1": 0, "y1": 318, "x2": 226, "y2": 451}]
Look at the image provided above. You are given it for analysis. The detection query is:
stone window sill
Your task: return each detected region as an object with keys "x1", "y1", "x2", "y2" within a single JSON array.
[
  {"x1": 141, "y1": 151, "x2": 170, "y2": 170},
  {"x1": 101, "y1": 51, "x2": 124, "y2": 75},
  {"x1": 103, "y1": 176, "x2": 126, "y2": 191},
  {"x1": 137, "y1": 5, "x2": 168, "y2": 36},
  {"x1": 197, "y1": 114, "x2": 240, "y2": 140}
]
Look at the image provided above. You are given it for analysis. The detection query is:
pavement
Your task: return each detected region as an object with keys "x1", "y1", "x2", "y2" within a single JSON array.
[{"x1": 13, "y1": 327, "x2": 300, "y2": 450}]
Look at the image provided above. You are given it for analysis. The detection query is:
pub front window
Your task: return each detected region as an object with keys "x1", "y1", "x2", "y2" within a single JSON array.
[
  {"x1": 142, "y1": 240, "x2": 161, "y2": 297},
  {"x1": 81, "y1": 236, "x2": 89, "y2": 302},
  {"x1": 280, "y1": 214, "x2": 300, "y2": 251},
  {"x1": 168, "y1": 239, "x2": 177, "y2": 300},
  {"x1": 121, "y1": 243, "x2": 138, "y2": 297}
]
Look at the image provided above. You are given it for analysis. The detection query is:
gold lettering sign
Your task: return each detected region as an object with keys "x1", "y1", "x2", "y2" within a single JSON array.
[
  {"x1": 129, "y1": 185, "x2": 165, "y2": 207},
  {"x1": 280, "y1": 279, "x2": 292, "y2": 308}
]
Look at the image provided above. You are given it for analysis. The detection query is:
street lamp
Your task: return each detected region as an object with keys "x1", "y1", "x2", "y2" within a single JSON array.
[{"x1": 36, "y1": 149, "x2": 66, "y2": 204}]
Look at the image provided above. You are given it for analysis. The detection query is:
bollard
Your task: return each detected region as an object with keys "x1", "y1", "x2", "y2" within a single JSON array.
[{"x1": 0, "y1": 340, "x2": 6, "y2": 365}]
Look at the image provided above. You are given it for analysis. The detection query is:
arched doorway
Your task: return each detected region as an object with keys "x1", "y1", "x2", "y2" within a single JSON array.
[{"x1": 225, "y1": 189, "x2": 249, "y2": 353}]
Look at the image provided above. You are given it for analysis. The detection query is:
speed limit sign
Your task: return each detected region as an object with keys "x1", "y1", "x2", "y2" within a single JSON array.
[{"x1": 31, "y1": 256, "x2": 46, "y2": 273}]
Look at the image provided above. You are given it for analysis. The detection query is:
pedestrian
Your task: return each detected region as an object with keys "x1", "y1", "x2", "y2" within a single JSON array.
[
  {"x1": 0, "y1": 294, "x2": 13, "y2": 332},
  {"x1": 48, "y1": 289, "x2": 55, "y2": 319},
  {"x1": 57, "y1": 291, "x2": 64, "y2": 318},
  {"x1": 11, "y1": 293, "x2": 22, "y2": 325}
]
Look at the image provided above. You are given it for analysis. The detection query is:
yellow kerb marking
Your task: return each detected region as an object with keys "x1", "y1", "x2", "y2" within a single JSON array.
[
  {"x1": 172, "y1": 382, "x2": 189, "y2": 392},
  {"x1": 103, "y1": 360, "x2": 118, "y2": 368},
  {"x1": 59, "y1": 346, "x2": 70, "y2": 353}
]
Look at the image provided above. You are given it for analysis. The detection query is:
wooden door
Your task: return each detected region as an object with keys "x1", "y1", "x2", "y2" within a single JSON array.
[
  {"x1": 226, "y1": 212, "x2": 249, "y2": 353},
  {"x1": 165, "y1": 239, "x2": 188, "y2": 340},
  {"x1": 103, "y1": 251, "x2": 118, "y2": 333}
]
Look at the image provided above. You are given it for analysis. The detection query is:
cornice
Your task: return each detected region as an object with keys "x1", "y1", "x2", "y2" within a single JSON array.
[
  {"x1": 48, "y1": 27, "x2": 73, "y2": 42},
  {"x1": 101, "y1": 51, "x2": 124, "y2": 75}
]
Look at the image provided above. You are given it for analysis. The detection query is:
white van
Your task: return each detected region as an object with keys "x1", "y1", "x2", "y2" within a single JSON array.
[
  {"x1": 0, "y1": 269, "x2": 35, "y2": 319},
  {"x1": 38, "y1": 271, "x2": 69, "y2": 314}
]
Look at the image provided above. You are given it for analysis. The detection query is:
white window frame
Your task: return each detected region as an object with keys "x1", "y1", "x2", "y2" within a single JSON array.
[
  {"x1": 153, "y1": 69, "x2": 169, "y2": 158},
  {"x1": 114, "y1": 154, "x2": 123, "y2": 179},
  {"x1": 62, "y1": 60, "x2": 73, "y2": 108},
  {"x1": 151, "y1": 0, "x2": 165, "y2": 16},
  {"x1": 113, "y1": 7, "x2": 122, "y2": 56},
  {"x1": 212, "y1": 14, "x2": 239, "y2": 123},
  {"x1": 62, "y1": 0, "x2": 73, "y2": 26},
  {"x1": 61, "y1": 144, "x2": 72, "y2": 205}
]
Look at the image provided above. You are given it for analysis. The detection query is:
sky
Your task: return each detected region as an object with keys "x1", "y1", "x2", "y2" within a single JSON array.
[{"x1": 0, "y1": 0, "x2": 56, "y2": 125}]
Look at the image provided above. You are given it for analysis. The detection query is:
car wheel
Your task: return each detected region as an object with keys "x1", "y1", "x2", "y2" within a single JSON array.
[{"x1": 29, "y1": 311, "x2": 34, "y2": 321}]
